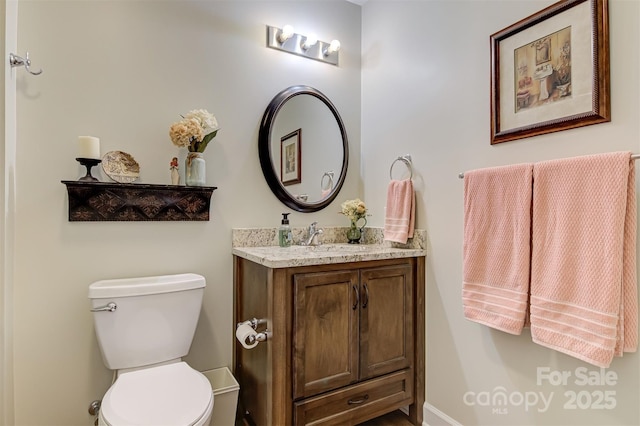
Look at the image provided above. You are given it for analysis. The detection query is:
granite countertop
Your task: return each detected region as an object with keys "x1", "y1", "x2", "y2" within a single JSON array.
[{"x1": 232, "y1": 227, "x2": 427, "y2": 268}]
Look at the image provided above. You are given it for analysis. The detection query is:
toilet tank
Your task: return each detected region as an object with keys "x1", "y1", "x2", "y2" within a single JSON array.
[{"x1": 88, "y1": 273, "x2": 205, "y2": 370}]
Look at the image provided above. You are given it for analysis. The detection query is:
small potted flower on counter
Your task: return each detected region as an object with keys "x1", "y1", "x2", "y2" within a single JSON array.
[{"x1": 340, "y1": 198, "x2": 368, "y2": 243}]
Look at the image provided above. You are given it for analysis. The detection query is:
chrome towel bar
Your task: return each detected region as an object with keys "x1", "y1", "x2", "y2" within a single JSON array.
[{"x1": 458, "y1": 154, "x2": 640, "y2": 179}]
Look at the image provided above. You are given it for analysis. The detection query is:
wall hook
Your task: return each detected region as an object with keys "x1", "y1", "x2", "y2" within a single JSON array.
[{"x1": 9, "y1": 52, "x2": 43, "y2": 75}]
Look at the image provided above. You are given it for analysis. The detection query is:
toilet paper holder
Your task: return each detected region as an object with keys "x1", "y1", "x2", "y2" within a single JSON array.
[
  {"x1": 237, "y1": 317, "x2": 271, "y2": 344},
  {"x1": 237, "y1": 317, "x2": 265, "y2": 330}
]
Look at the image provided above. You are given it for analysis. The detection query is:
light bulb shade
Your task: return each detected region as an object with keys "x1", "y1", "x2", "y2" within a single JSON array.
[
  {"x1": 278, "y1": 25, "x2": 294, "y2": 43},
  {"x1": 328, "y1": 40, "x2": 341, "y2": 53},
  {"x1": 301, "y1": 34, "x2": 318, "y2": 50},
  {"x1": 323, "y1": 39, "x2": 341, "y2": 57}
]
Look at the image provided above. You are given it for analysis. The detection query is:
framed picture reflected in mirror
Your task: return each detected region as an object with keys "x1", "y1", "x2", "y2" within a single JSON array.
[{"x1": 281, "y1": 128, "x2": 301, "y2": 186}]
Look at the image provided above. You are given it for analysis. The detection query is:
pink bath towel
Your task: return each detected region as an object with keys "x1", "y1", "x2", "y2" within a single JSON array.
[
  {"x1": 384, "y1": 179, "x2": 415, "y2": 244},
  {"x1": 530, "y1": 152, "x2": 637, "y2": 367},
  {"x1": 462, "y1": 164, "x2": 533, "y2": 335}
]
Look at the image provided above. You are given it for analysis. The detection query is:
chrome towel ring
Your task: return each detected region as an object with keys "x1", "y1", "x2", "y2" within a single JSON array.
[
  {"x1": 321, "y1": 171, "x2": 334, "y2": 190},
  {"x1": 389, "y1": 155, "x2": 413, "y2": 180}
]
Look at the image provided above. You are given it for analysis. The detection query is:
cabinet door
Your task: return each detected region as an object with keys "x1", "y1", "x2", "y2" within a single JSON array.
[
  {"x1": 359, "y1": 264, "x2": 413, "y2": 380},
  {"x1": 293, "y1": 270, "x2": 360, "y2": 399}
]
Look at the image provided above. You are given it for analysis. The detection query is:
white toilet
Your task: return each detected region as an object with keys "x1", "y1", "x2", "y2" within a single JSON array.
[{"x1": 89, "y1": 273, "x2": 214, "y2": 426}]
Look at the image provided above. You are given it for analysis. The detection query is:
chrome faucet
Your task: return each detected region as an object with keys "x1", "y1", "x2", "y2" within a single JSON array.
[{"x1": 303, "y1": 222, "x2": 324, "y2": 246}]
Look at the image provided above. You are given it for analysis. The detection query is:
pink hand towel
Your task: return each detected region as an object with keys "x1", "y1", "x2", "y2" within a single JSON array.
[
  {"x1": 530, "y1": 152, "x2": 637, "y2": 368},
  {"x1": 462, "y1": 163, "x2": 533, "y2": 335},
  {"x1": 384, "y1": 179, "x2": 415, "y2": 244}
]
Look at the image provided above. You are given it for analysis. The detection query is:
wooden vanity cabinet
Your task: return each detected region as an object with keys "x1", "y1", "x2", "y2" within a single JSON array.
[
  {"x1": 233, "y1": 256, "x2": 425, "y2": 426},
  {"x1": 293, "y1": 264, "x2": 413, "y2": 399}
]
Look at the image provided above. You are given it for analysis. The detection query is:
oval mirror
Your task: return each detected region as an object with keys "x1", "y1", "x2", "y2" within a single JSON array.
[{"x1": 259, "y1": 85, "x2": 348, "y2": 212}]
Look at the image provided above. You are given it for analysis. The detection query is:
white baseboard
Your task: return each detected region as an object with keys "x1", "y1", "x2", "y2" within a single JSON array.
[{"x1": 423, "y1": 402, "x2": 462, "y2": 426}]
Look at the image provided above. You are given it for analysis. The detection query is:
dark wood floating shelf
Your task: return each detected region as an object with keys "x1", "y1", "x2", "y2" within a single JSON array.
[{"x1": 62, "y1": 181, "x2": 217, "y2": 221}]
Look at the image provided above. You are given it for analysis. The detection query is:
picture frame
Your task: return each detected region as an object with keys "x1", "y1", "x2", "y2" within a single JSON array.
[
  {"x1": 490, "y1": 0, "x2": 610, "y2": 145},
  {"x1": 280, "y1": 128, "x2": 301, "y2": 186}
]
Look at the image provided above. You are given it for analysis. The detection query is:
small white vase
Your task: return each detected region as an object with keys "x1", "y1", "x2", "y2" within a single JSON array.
[{"x1": 185, "y1": 152, "x2": 206, "y2": 186}]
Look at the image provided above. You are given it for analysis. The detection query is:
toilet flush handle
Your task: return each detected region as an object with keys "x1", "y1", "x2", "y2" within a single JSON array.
[{"x1": 90, "y1": 302, "x2": 117, "y2": 312}]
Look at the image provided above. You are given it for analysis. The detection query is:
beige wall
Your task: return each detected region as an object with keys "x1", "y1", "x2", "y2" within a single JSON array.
[
  {"x1": 361, "y1": 0, "x2": 640, "y2": 425},
  {"x1": 13, "y1": 1, "x2": 361, "y2": 424}
]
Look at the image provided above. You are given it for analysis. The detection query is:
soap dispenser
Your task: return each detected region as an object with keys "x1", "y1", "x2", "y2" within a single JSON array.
[{"x1": 279, "y1": 213, "x2": 293, "y2": 247}]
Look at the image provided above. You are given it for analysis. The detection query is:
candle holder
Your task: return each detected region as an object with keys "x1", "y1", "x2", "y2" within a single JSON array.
[{"x1": 76, "y1": 157, "x2": 101, "y2": 182}]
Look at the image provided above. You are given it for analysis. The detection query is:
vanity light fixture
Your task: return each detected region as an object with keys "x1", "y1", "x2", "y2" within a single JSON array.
[{"x1": 266, "y1": 25, "x2": 340, "y2": 66}]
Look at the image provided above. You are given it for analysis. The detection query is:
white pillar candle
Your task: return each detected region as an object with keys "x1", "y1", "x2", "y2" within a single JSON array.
[{"x1": 78, "y1": 136, "x2": 101, "y2": 159}]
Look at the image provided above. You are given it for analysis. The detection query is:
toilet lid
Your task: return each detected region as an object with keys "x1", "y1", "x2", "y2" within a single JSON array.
[{"x1": 101, "y1": 362, "x2": 213, "y2": 426}]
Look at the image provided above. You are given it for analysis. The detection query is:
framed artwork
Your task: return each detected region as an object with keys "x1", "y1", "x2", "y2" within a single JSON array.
[
  {"x1": 490, "y1": 0, "x2": 610, "y2": 145},
  {"x1": 280, "y1": 129, "x2": 301, "y2": 186}
]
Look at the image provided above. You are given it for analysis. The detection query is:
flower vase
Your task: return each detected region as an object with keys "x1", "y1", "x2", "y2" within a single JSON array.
[
  {"x1": 347, "y1": 217, "x2": 367, "y2": 244},
  {"x1": 185, "y1": 152, "x2": 206, "y2": 186}
]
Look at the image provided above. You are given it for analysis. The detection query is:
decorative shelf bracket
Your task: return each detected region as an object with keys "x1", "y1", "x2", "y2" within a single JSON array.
[{"x1": 62, "y1": 181, "x2": 217, "y2": 222}]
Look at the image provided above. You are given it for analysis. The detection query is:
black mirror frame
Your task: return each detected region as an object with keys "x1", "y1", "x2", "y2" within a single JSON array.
[{"x1": 259, "y1": 85, "x2": 349, "y2": 212}]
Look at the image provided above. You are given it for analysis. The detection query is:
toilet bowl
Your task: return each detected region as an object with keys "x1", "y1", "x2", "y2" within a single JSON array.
[
  {"x1": 99, "y1": 362, "x2": 213, "y2": 426},
  {"x1": 89, "y1": 274, "x2": 213, "y2": 426}
]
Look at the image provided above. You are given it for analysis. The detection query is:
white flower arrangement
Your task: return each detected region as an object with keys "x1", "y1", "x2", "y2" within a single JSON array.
[
  {"x1": 169, "y1": 109, "x2": 219, "y2": 153},
  {"x1": 340, "y1": 198, "x2": 368, "y2": 222}
]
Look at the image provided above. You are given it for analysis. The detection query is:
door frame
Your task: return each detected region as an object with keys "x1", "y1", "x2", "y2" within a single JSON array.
[{"x1": 2, "y1": 0, "x2": 18, "y2": 423}]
